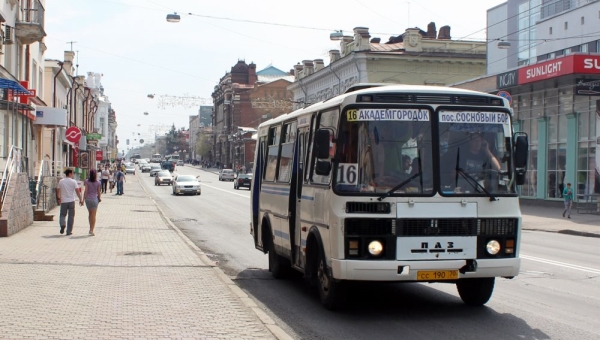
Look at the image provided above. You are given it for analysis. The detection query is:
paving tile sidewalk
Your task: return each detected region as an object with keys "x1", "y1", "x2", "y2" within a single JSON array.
[{"x1": 0, "y1": 173, "x2": 281, "y2": 339}]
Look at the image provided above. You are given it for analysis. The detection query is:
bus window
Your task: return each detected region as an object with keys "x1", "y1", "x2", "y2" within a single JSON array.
[
  {"x1": 278, "y1": 121, "x2": 297, "y2": 182},
  {"x1": 311, "y1": 109, "x2": 339, "y2": 185},
  {"x1": 265, "y1": 126, "x2": 280, "y2": 181}
]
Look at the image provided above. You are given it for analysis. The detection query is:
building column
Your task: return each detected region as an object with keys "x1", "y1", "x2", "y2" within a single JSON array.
[
  {"x1": 536, "y1": 117, "x2": 548, "y2": 200},
  {"x1": 566, "y1": 113, "x2": 578, "y2": 198}
]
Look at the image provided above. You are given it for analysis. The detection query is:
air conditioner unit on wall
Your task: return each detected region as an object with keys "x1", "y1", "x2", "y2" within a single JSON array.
[{"x1": 4, "y1": 26, "x2": 13, "y2": 45}]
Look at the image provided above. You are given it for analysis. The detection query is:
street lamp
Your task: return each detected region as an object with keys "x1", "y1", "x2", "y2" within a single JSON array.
[{"x1": 166, "y1": 13, "x2": 181, "y2": 23}]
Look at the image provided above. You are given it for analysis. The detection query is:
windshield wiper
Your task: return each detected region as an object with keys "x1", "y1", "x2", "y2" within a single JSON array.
[
  {"x1": 455, "y1": 167, "x2": 497, "y2": 202},
  {"x1": 377, "y1": 170, "x2": 422, "y2": 201}
]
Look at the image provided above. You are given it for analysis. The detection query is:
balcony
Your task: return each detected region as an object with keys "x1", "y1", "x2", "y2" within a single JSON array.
[{"x1": 15, "y1": 0, "x2": 46, "y2": 45}]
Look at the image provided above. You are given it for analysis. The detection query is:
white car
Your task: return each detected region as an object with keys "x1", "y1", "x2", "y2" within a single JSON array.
[
  {"x1": 177, "y1": 160, "x2": 184, "y2": 166},
  {"x1": 172, "y1": 175, "x2": 201, "y2": 195},
  {"x1": 218, "y1": 169, "x2": 235, "y2": 181}
]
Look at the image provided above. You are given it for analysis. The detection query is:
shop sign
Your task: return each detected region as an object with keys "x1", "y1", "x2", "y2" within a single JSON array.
[
  {"x1": 65, "y1": 126, "x2": 82, "y2": 143},
  {"x1": 497, "y1": 70, "x2": 518, "y2": 89},
  {"x1": 519, "y1": 57, "x2": 573, "y2": 84},
  {"x1": 518, "y1": 55, "x2": 600, "y2": 85},
  {"x1": 87, "y1": 133, "x2": 102, "y2": 140},
  {"x1": 96, "y1": 150, "x2": 103, "y2": 161},
  {"x1": 575, "y1": 78, "x2": 600, "y2": 96},
  {"x1": 81, "y1": 153, "x2": 89, "y2": 168}
]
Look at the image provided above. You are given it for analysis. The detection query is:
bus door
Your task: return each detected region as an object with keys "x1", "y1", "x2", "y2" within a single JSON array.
[
  {"x1": 251, "y1": 138, "x2": 266, "y2": 247},
  {"x1": 274, "y1": 121, "x2": 297, "y2": 259},
  {"x1": 290, "y1": 127, "x2": 309, "y2": 268}
]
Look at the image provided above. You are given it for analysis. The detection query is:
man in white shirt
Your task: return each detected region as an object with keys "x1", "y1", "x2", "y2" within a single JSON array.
[
  {"x1": 100, "y1": 165, "x2": 110, "y2": 194},
  {"x1": 56, "y1": 169, "x2": 84, "y2": 235}
]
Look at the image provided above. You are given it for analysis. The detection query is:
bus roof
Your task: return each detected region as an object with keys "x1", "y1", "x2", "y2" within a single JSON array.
[{"x1": 258, "y1": 84, "x2": 507, "y2": 130}]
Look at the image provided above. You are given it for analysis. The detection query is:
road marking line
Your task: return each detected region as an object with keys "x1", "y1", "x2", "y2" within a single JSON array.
[
  {"x1": 201, "y1": 183, "x2": 249, "y2": 198},
  {"x1": 521, "y1": 254, "x2": 600, "y2": 275}
]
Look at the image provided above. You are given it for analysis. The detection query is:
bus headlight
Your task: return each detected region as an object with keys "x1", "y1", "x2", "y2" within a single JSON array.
[
  {"x1": 368, "y1": 240, "x2": 384, "y2": 256},
  {"x1": 486, "y1": 240, "x2": 501, "y2": 255}
]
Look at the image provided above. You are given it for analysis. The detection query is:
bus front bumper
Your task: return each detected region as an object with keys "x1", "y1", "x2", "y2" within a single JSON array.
[{"x1": 330, "y1": 258, "x2": 520, "y2": 281}]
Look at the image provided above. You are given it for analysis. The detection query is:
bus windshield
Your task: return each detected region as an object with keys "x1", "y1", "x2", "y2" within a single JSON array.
[
  {"x1": 335, "y1": 108, "x2": 434, "y2": 195},
  {"x1": 438, "y1": 110, "x2": 514, "y2": 196},
  {"x1": 334, "y1": 108, "x2": 516, "y2": 197}
]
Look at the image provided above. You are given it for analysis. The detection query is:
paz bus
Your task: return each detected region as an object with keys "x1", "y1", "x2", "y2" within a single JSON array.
[{"x1": 250, "y1": 84, "x2": 528, "y2": 309}]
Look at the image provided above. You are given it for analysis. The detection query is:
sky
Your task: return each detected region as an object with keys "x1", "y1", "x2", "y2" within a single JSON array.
[{"x1": 44, "y1": 0, "x2": 506, "y2": 155}]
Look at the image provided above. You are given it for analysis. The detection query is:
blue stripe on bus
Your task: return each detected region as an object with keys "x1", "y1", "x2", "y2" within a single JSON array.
[
  {"x1": 300, "y1": 195, "x2": 314, "y2": 201},
  {"x1": 261, "y1": 186, "x2": 314, "y2": 200},
  {"x1": 274, "y1": 230, "x2": 290, "y2": 240},
  {"x1": 301, "y1": 239, "x2": 307, "y2": 247}
]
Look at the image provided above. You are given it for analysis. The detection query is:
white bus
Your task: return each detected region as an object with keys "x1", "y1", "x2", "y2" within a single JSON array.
[{"x1": 250, "y1": 84, "x2": 528, "y2": 309}]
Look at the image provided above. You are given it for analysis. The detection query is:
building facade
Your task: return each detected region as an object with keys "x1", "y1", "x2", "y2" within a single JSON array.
[
  {"x1": 288, "y1": 24, "x2": 487, "y2": 109},
  {"x1": 211, "y1": 61, "x2": 293, "y2": 169},
  {"x1": 452, "y1": 0, "x2": 600, "y2": 203}
]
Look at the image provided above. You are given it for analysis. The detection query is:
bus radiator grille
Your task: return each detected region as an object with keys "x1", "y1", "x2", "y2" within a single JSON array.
[
  {"x1": 345, "y1": 218, "x2": 394, "y2": 236},
  {"x1": 398, "y1": 219, "x2": 477, "y2": 236},
  {"x1": 345, "y1": 202, "x2": 391, "y2": 214}
]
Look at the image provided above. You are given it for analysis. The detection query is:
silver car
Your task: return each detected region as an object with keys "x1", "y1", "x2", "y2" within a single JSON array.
[
  {"x1": 218, "y1": 169, "x2": 235, "y2": 181},
  {"x1": 149, "y1": 165, "x2": 162, "y2": 176},
  {"x1": 172, "y1": 175, "x2": 201, "y2": 195}
]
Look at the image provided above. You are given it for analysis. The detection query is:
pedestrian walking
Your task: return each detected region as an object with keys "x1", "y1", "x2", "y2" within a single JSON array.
[
  {"x1": 56, "y1": 169, "x2": 84, "y2": 235},
  {"x1": 83, "y1": 169, "x2": 102, "y2": 236},
  {"x1": 562, "y1": 182, "x2": 573, "y2": 218},
  {"x1": 115, "y1": 167, "x2": 126, "y2": 195},
  {"x1": 100, "y1": 166, "x2": 110, "y2": 193},
  {"x1": 108, "y1": 169, "x2": 115, "y2": 193}
]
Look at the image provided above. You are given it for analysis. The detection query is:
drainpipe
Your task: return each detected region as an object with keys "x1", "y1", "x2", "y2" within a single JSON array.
[{"x1": 52, "y1": 62, "x2": 64, "y2": 174}]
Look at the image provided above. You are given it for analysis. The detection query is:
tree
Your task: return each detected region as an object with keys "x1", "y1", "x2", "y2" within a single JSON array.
[{"x1": 196, "y1": 132, "x2": 212, "y2": 159}]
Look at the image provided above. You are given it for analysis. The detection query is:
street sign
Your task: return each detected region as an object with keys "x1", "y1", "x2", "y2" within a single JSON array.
[
  {"x1": 87, "y1": 133, "x2": 103, "y2": 140},
  {"x1": 65, "y1": 126, "x2": 82, "y2": 143},
  {"x1": 496, "y1": 91, "x2": 512, "y2": 105}
]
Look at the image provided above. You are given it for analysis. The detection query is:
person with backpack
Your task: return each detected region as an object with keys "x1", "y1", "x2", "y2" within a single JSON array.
[{"x1": 115, "y1": 168, "x2": 126, "y2": 195}]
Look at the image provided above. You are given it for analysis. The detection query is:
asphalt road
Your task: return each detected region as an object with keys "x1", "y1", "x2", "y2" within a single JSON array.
[{"x1": 139, "y1": 165, "x2": 600, "y2": 340}]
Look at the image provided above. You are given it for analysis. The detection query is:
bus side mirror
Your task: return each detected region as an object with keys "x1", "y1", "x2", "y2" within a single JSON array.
[
  {"x1": 514, "y1": 133, "x2": 528, "y2": 186},
  {"x1": 315, "y1": 160, "x2": 332, "y2": 176},
  {"x1": 314, "y1": 129, "x2": 331, "y2": 159}
]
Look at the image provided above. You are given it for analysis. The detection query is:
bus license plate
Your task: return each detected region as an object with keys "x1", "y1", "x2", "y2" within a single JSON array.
[{"x1": 416, "y1": 270, "x2": 459, "y2": 281}]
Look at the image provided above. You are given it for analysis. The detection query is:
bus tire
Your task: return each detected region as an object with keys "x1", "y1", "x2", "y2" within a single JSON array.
[
  {"x1": 456, "y1": 277, "x2": 495, "y2": 306},
  {"x1": 317, "y1": 247, "x2": 345, "y2": 310},
  {"x1": 267, "y1": 233, "x2": 290, "y2": 279}
]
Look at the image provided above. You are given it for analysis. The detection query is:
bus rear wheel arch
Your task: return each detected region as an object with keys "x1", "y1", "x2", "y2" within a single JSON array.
[{"x1": 262, "y1": 219, "x2": 290, "y2": 279}]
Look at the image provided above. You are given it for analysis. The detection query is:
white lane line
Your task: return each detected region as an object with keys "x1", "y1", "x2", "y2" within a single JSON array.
[
  {"x1": 201, "y1": 183, "x2": 249, "y2": 198},
  {"x1": 521, "y1": 254, "x2": 600, "y2": 275}
]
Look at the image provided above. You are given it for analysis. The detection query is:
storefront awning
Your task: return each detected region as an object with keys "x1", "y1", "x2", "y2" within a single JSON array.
[{"x1": 0, "y1": 78, "x2": 33, "y2": 95}]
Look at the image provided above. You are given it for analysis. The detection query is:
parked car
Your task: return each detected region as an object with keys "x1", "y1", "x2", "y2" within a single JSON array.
[
  {"x1": 234, "y1": 173, "x2": 252, "y2": 190},
  {"x1": 149, "y1": 165, "x2": 162, "y2": 176},
  {"x1": 141, "y1": 163, "x2": 152, "y2": 172},
  {"x1": 172, "y1": 175, "x2": 201, "y2": 195},
  {"x1": 155, "y1": 171, "x2": 173, "y2": 186},
  {"x1": 177, "y1": 160, "x2": 184, "y2": 166},
  {"x1": 125, "y1": 165, "x2": 136, "y2": 175},
  {"x1": 218, "y1": 169, "x2": 235, "y2": 181}
]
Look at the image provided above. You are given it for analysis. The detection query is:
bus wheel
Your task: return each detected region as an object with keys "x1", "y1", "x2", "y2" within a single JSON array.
[
  {"x1": 268, "y1": 236, "x2": 290, "y2": 279},
  {"x1": 456, "y1": 277, "x2": 495, "y2": 306},
  {"x1": 317, "y1": 247, "x2": 345, "y2": 310}
]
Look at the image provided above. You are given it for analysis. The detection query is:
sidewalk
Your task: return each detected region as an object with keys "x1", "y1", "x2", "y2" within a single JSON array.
[
  {"x1": 0, "y1": 174, "x2": 288, "y2": 339},
  {"x1": 520, "y1": 202, "x2": 600, "y2": 237}
]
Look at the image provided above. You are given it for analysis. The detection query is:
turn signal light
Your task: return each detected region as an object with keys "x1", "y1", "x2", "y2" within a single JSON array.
[
  {"x1": 505, "y1": 239, "x2": 515, "y2": 254},
  {"x1": 348, "y1": 239, "x2": 359, "y2": 256}
]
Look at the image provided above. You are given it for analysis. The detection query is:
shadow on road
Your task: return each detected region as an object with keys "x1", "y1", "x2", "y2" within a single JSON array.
[{"x1": 235, "y1": 268, "x2": 550, "y2": 340}]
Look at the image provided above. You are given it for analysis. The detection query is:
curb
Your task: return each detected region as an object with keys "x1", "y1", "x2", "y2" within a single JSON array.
[
  {"x1": 138, "y1": 175, "x2": 294, "y2": 340},
  {"x1": 523, "y1": 227, "x2": 600, "y2": 238}
]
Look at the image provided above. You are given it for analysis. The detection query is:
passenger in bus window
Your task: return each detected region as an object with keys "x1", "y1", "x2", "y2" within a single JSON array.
[{"x1": 462, "y1": 133, "x2": 501, "y2": 175}]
